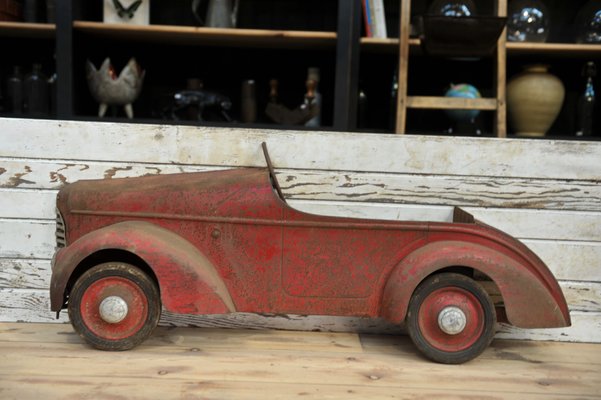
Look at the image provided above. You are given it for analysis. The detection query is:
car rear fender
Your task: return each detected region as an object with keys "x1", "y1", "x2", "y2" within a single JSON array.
[
  {"x1": 380, "y1": 240, "x2": 570, "y2": 328},
  {"x1": 50, "y1": 221, "x2": 235, "y2": 315}
]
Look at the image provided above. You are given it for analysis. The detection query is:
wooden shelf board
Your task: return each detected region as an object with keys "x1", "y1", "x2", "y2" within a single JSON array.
[
  {"x1": 507, "y1": 42, "x2": 601, "y2": 55},
  {"x1": 73, "y1": 21, "x2": 337, "y2": 49},
  {"x1": 407, "y1": 96, "x2": 498, "y2": 110},
  {"x1": 360, "y1": 36, "x2": 420, "y2": 52},
  {"x1": 0, "y1": 21, "x2": 55, "y2": 38},
  {"x1": 360, "y1": 37, "x2": 601, "y2": 56}
]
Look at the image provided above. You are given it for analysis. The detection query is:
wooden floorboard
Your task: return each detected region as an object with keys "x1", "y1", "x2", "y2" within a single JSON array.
[{"x1": 0, "y1": 323, "x2": 600, "y2": 399}]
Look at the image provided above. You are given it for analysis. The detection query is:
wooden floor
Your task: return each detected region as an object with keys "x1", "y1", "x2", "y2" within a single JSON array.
[{"x1": 0, "y1": 323, "x2": 600, "y2": 399}]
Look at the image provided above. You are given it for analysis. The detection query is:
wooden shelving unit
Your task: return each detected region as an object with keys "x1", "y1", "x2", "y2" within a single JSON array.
[
  {"x1": 359, "y1": 36, "x2": 419, "y2": 53},
  {"x1": 0, "y1": 21, "x2": 55, "y2": 38},
  {"x1": 73, "y1": 21, "x2": 337, "y2": 49},
  {"x1": 507, "y1": 42, "x2": 601, "y2": 56},
  {"x1": 1, "y1": 1, "x2": 600, "y2": 137},
  {"x1": 394, "y1": 0, "x2": 508, "y2": 137},
  {"x1": 360, "y1": 37, "x2": 601, "y2": 56}
]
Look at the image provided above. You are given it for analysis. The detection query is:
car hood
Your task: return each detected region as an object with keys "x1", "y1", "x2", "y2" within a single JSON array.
[{"x1": 58, "y1": 167, "x2": 283, "y2": 219}]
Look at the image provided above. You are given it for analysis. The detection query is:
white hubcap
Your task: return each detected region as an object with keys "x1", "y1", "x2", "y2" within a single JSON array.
[
  {"x1": 438, "y1": 306, "x2": 467, "y2": 335},
  {"x1": 99, "y1": 296, "x2": 128, "y2": 324}
]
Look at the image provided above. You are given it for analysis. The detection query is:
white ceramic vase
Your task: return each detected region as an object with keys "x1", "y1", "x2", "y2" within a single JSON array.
[{"x1": 507, "y1": 64, "x2": 565, "y2": 137}]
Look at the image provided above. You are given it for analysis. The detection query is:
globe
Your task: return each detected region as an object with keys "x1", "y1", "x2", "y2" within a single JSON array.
[{"x1": 444, "y1": 83, "x2": 481, "y2": 122}]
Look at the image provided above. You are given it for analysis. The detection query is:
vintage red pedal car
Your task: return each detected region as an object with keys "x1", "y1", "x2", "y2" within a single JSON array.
[{"x1": 50, "y1": 144, "x2": 570, "y2": 364}]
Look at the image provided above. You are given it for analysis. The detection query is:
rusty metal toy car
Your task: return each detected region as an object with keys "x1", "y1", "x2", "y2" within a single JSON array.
[{"x1": 50, "y1": 143, "x2": 570, "y2": 364}]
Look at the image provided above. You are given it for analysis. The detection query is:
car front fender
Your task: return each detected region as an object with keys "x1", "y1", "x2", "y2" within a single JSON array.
[
  {"x1": 380, "y1": 241, "x2": 570, "y2": 329},
  {"x1": 50, "y1": 221, "x2": 236, "y2": 315}
]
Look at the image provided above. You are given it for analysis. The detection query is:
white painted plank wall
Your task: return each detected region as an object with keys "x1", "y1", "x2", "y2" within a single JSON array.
[{"x1": 1, "y1": 118, "x2": 600, "y2": 342}]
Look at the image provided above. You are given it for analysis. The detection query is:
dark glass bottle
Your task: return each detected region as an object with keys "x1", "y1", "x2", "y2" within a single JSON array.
[
  {"x1": 24, "y1": 63, "x2": 49, "y2": 117},
  {"x1": 357, "y1": 88, "x2": 368, "y2": 129},
  {"x1": 576, "y1": 61, "x2": 596, "y2": 137},
  {"x1": 6, "y1": 66, "x2": 23, "y2": 114},
  {"x1": 241, "y1": 79, "x2": 257, "y2": 123},
  {"x1": 0, "y1": 70, "x2": 3, "y2": 113},
  {"x1": 389, "y1": 67, "x2": 399, "y2": 131},
  {"x1": 305, "y1": 67, "x2": 321, "y2": 127},
  {"x1": 23, "y1": 0, "x2": 42, "y2": 23}
]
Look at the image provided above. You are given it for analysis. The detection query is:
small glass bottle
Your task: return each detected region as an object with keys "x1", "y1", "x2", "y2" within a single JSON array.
[
  {"x1": 576, "y1": 61, "x2": 596, "y2": 137},
  {"x1": 305, "y1": 67, "x2": 321, "y2": 127},
  {"x1": 24, "y1": 63, "x2": 49, "y2": 116},
  {"x1": 241, "y1": 79, "x2": 257, "y2": 123},
  {"x1": 268, "y1": 79, "x2": 279, "y2": 104},
  {"x1": 357, "y1": 88, "x2": 368, "y2": 129},
  {"x1": 23, "y1": 0, "x2": 42, "y2": 23},
  {"x1": 389, "y1": 67, "x2": 399, "y2": 131},
  {"x1": 6, "y1": 66, "x2": 23, "y2": 114},
  {"x1": 575, "y1": 0, "x2": 601, "y2": 44}
]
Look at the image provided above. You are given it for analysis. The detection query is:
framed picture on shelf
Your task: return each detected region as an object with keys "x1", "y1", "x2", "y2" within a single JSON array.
[{"x1": 103, "y1": 0, "x2": 149, "y2": 25}]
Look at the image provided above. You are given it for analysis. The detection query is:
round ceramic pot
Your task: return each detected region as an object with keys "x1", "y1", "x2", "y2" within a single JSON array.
[{"x1": 507, "y1": 64, "x2": 565, "y2": 137}]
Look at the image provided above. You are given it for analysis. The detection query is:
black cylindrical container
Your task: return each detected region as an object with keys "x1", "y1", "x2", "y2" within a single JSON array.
[
  {"x1": 24, "y1": 63, "x2": 49, "y2": 116},
  {"x1": 6, "y1": 66, "x2": 23, "y2": 114}
]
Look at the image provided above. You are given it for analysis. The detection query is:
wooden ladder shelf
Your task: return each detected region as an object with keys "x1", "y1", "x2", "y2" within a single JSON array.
[{"x1": 395, "y1": 0, "x2": 508, "y2": 137}]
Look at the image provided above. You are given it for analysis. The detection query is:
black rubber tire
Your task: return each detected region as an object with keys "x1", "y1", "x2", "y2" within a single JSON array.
[
  {"x1": 68, "y1": 262, "x2": 161, "y2": 351},
  {"x1": 406, "y1": 273, "x2": 496, "y2": 364}
]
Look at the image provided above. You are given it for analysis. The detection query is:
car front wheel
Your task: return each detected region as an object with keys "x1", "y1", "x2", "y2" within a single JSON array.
[
  {"x1": 68, "y1": 262, "x2": 161, "y2": 351},
  {"x1": 406, "y1": 272, "x2": 496, "y2": 364}
]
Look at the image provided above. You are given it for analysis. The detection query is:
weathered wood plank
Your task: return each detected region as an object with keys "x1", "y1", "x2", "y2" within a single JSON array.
[
  {"x1": 3, "y1": 218, "x2": 598, "y2": 282},
  {"x1": 0, "y1": 189, "x2": 56, "y2": 220},
  {"x1": 1, "y1": 220, "x2": 600, "y2": 290},
  {"x1": 3, "y1": 322, "x2": 600, "y2": 366},
  {"x1": 522, "y1": 239, "x2": 601, "y2": 282},
  {"x1": 0, "y1": 259, "x2": 49, "y2": 290},
  {"x1": 291, "y1": 200, "x2": 601, "y2": 241},
  {"x1": 281, "y1": 171, "x2": 601, "y2": 212},
  {"x1": 1, "y1": 333, "x2": 599, "y2": 397},
  {"x1": 4, "y1": 187, "x2": 601, "y2": 244},
  {"x1": 3, "y1": 377, "x2": 590, "y2": 400},
  {"x1": 496, "y1": 312, "x2": 601, "y2": 343},
  {"x1": 0, "y1": 289, "x2": 68, "y2": 323},
  {"x1": 2, "y1": 118, "x2": 600, "y2": 179},
  {"x1": 563, "y1": 281, "x2": 601, "y2": 313},
  {"x1": 3, "y1": 263, "x2": 598, "y2": 314},
  {"x1": 1, "y1": 289, "x2": 599, "y2": 342},
  {"x1": 159, "y1": 311, "x2": 601, "y2": 343},
  {"x1": 4, "y1": 159, "x2": 600, "y2": 212},
  {"x1": 2, "y1": 323, "x2": 600, "y2": 400},
  {"x1": 0, "y1": 158, "x2": 214, "y2": 190},
  {"x1": 1, "y1": 118, "x2": 600, "y2": 344},
  {"x1": 0, "y1": 219, "x2": 55, "y2": 259},
  {"x1": 3, "y1": 187, "x2": 601, "y2": 244}
]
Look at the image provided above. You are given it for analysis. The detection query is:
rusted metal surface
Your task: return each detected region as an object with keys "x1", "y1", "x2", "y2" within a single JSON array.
[
  {"x1": 51, "y1": 221, "x2": 235, "y2": 315},
  {"x1": 50, "y1": 159, "x2": 570, "y2": 358},
  {"x1": 81, "y1": 276, "x2": 148, "y2": 340},
  {"x1": 381, "y1": 240, "x2": 570, "y2": 328}
]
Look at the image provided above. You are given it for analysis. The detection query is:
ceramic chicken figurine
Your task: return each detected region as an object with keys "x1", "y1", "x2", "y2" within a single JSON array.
[{"x1": 86, "y1": 57, "x2": 145, "y2": 119}]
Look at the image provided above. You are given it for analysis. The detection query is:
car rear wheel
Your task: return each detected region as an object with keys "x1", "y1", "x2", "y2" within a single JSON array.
[
  {"x1": 406, "y1": 272, "x2": 496, "y2": 364},
  {"x1": 68, "y1": 262, "x2": 161, "y2": 351}
]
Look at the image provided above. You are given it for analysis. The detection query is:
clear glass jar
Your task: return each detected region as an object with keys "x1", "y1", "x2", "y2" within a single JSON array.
[
  {"x1": 507, "y1": 0, "x2": 550, "y2": 42},
  {"x1": 575, "y1": 0, "x2": 601, "y2": 44},
  {"x1": 427, "y1": 0, "x2": 477, "y2": 17}
]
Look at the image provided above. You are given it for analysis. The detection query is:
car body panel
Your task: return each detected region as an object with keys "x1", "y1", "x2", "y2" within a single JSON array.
[
  {"x1": 382, "y1": 240, "x2": 569, "y2": 328},
  {"x1": 50, "y1": 221, "x2": 235, "y2": 315},
  {"x1": 50, "y1": 166, "x2": 571, "y2": 330}
]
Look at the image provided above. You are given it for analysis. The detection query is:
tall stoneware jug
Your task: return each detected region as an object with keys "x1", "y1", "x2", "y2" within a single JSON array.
[{"x1": 507, "y1": 64, "x2": 565, "y2": 137}]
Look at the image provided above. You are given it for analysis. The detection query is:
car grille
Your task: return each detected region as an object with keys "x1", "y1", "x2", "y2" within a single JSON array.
[{"x1": 56, "y1": 210, "x2": 66, "y2": 248}]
